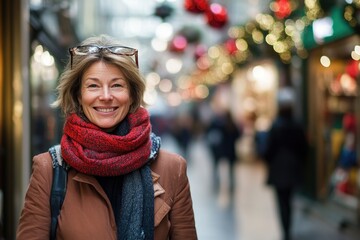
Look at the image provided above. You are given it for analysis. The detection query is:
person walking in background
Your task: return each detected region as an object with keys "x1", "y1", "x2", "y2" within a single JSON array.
[
  {"x1": 263, "y1": 87, "x2": 308, "y2": 240},
  {"x1": 172, "y1": 113, "x2": 194, "y2": 159},
  {"x1": 207, "y1": 109, "x2": 242, "y2": 195},
  {"x1": 17, "y1": 35, "x2": 197, "y2": 240}
]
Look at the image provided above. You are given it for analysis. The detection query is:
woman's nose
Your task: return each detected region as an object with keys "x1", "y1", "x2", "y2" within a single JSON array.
[{"x1": 99, "y1": 87, "x2": 113, "y2": 100}]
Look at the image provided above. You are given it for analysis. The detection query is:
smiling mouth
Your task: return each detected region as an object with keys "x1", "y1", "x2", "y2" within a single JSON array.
[{"x1": 95, "y1": 107, "x2": 117, "y2": 113}]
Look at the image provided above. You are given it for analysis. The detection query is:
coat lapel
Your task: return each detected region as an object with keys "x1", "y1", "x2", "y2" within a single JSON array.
[
  {"x1": 151, "y1": 170, "x2": 170, "y2": 227},
  {"x1": 72, "y1": 169, "x2": 170, "y2": 227},
  {"x1": 151, "y1": 171, "x2": 165, "y2": 197}
]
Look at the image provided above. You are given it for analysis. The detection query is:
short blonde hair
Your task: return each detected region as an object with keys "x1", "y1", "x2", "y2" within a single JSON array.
[{"x1": 52, "y1": 35, "x2": 145, "y2": 116}]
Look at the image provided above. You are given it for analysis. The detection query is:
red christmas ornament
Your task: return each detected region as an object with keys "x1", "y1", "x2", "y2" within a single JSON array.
[
  {"x1": 169, "y1": 35, "x2": 188, "y2": 53},
  {"x1": 273, "y1": 0, "x2": 292, "y2": 19},
  {"x1": 184, "y1": 0, "x2": 209, "y2": 14},
  {"x1": 345, "y1": 60, "x2": 359, "y2": 78},
  {"x1": 205, "y1": 3, "x2": 228, "y2": 29},
  {"x1": 194, "y1": 44, "x2": 207, "y2": 60},
  {"x1": 225, "y1": 38, "x2": 238, "y2": 55},
  {"x1": 343, "y1": 113, "x2": 356, "y2": 132}
]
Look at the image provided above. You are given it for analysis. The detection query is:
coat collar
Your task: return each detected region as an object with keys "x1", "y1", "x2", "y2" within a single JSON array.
[
  {"x1": 71, "y1": 168, "x2": 169, "y2": 227},
  {"x1": 151, "y1": 170, "x2": 165, "y2": 198},
  {"x1": 72, "y1": 169, "x2": 166, "y2": 198}
]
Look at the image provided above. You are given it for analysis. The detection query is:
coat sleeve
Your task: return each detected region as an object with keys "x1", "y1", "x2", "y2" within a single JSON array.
[
  {"x1": 169, "y1": 155, "x2": 197, "y2": 240},
  {"x1": 16, "y1": 153, "x2": 53, "y2": 240}
]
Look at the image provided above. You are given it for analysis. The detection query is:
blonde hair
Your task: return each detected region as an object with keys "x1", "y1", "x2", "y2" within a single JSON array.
[{"x1": 52, "y1": 35, "x2": 145, "y2": 116}]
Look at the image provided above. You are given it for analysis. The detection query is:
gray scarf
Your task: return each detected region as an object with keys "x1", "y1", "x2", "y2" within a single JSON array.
[
  {"x1": 97, "y1": 117, "x2": 161, "y2": 240},
  {"x1": 119, "y1": 133, "x2": 160, "y2": 240}
]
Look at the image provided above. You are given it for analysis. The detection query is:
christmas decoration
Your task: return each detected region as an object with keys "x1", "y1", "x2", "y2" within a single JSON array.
[
  {"x1": 339, "y1": 73, "x2": 357, "y2": 95},
  {"x1": 194, "y1": 44, "x2": 207, "y2": 60},
  {"x1": 272, "y1": 0, "x2": 292, "y2": 19},
  {"x1": 154, "y1": 3, "x2": 174, "y2": 21},
  {"x1": 343, "y1": 113, "x2": 356, "y2": 132},
  {"x1": 184, "y1": 0, "x2": 209, "y2": 14},
  {"x1": 224, "y1": 38, "x2": 238, "y2": 55},
  {"x1": 343, "y1": 2, "x2": 360, "y2": 33},
  {"x1": 345, "y1": 59, "x2": 359, "y2": 78},
  {"x1": 205, "y1": 3, "x2": 228, "y2": 28},
  {"x1": 169, "y1": 35, "x2": 188, "y2": 53},
  {"x1": 179, "y1": 26, "x2": 202, "y2": 43},
  {"x1": 304, "y1": 0, "x2": 324, "y2": 21}
]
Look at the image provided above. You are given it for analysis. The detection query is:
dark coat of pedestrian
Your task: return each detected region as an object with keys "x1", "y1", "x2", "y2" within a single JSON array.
[
  {"x1": 264, "y1": 90, "x2": 308, "y2": 240},
  {"x1": 207, "y1": 110, "x2": 242, "y2": 193}
]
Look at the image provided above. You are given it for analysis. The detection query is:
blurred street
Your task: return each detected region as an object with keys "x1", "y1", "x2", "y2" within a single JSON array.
[{"x1": 161, "y1": 133, "x2": 360, "y2": 240}]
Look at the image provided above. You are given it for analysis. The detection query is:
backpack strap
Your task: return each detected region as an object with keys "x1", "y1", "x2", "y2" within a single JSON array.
[{"x1": 49, "y1": 145, "x2": 68, "y2": 240}]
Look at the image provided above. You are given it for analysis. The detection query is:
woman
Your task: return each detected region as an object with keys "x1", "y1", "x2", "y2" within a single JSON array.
[{"x1": 17, "y1": 35, "x2": 197, "y2": 240}]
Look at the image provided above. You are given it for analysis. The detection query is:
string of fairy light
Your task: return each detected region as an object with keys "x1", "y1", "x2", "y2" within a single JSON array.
[
  {"x1": 187, "y1": 0, "x2": 359, "y2": 87},
  {"x1": 343, "y1": 0, "x2": 360, "y2": 29}
]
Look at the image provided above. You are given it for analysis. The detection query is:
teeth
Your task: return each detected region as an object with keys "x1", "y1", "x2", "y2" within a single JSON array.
[{"x1": 97, "y1": 108, "x2": 114, "y2": 112}]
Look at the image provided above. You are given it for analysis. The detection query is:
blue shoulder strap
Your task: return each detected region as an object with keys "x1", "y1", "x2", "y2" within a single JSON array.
[{"x1": 49, "y1": 145, "x2": 68, "y2": 240}]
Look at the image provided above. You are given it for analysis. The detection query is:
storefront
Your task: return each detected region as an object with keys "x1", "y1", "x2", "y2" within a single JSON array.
[
  {"x1": 29, "y1": 6, "x2": 74, "y2": 156},
  {"x1": 1, "y1": 1, "x2": 77, "y2": 238},
  {"x1": 0, "y1": 0, "x2": 31, "y2": 238},
  {"x1": 230, "y1": 59, "x2": 281, "y2": 161},
  {"x1": 303, "y1": 4, "x2": 360, "y2": 228},
  {"x1": 231, "y1": 59, "x2": 279, "y2": 127}
]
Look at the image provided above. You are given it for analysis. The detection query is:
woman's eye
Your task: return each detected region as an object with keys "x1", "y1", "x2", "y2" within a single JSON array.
[
  {"x1": 112, "y1": 83, "x2": 123, "y2": 88},
  {"x1": 87, "y1": 84, "x2": 99, "y2": 88}
]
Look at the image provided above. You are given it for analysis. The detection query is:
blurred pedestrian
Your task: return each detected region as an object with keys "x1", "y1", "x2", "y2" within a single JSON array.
[
  {"x1": 264, "y1": 87, "x2": 307, "y2": 240},
  {"x1": 17, "y1": 35, "x2": 197, "y2": 240},
  {"x1": 172, "y1": 113, "x2": 193, "y2": 159},
  {"x1": 207, "y1": 109, "x2": 242, "y2": 194}
]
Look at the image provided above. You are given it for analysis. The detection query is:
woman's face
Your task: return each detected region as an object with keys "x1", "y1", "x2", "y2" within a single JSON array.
[{"x1": 79, "y1": 61, "x2": 132, "y2": 131}]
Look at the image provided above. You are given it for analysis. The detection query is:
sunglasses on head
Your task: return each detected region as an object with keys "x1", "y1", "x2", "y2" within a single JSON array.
[{"x1": 68, "y1": 45, "x2": 139, "y2": 68}]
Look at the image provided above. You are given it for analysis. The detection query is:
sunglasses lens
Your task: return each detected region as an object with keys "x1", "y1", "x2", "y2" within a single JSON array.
[
  {"x1": 70, "y1": 45, "x2": 138, "y2": 68},
  {"x1": 73, "y1": 46, "x2": 99, "y2": 55},
  {"x1": 109, "y1": 46, "x2": 136, "y2": 55}
]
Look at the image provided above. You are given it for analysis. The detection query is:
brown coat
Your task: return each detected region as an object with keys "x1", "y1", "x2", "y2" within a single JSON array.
[{"x1": 16, "y1": 150, "x2": 197, "y2": 240}]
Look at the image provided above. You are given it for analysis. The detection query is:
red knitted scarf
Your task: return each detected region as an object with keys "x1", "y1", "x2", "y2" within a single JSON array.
[{"x1": 61, "y1": 107, "x2": 152, "y2": 176}]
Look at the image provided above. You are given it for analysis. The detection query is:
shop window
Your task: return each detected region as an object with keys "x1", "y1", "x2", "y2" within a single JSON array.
[
  {"x1": 309, "y1": 35, "x2": 359, "y2": 214},
  {"x1": 30, "y1": 42, "x2": 62, "y2": 156}
]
